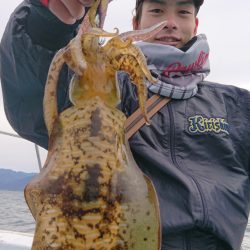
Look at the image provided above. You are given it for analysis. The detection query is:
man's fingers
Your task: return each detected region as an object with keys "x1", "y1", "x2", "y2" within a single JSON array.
[
  {"x1": 61, "y1": 0, "x2": 86, "y2": 20},
  {"x1": 48, "y1": 0, "x2": 86, "y2": 24}
]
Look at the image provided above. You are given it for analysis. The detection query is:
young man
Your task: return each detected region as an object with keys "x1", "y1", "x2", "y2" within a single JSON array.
[{"x1": 1, "y1": 0, "x2": 250, "y2": 249}]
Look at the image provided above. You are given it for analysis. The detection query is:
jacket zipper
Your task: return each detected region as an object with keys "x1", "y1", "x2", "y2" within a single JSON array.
[{"x1": 168, "y1": 103, "x2": 208, "y2": 227}]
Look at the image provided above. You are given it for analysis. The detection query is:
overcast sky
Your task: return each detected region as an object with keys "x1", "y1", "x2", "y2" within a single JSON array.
[{"x1": 0, "y1": 0, "x2": 249, "y2": 173}]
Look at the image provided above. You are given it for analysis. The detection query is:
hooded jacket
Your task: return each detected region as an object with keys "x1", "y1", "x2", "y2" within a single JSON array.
[{"x1": 1, "y1": 1, "x2": 250, "y2": 249}]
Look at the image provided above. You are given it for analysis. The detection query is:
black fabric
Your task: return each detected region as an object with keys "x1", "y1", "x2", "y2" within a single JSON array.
[
  {"x1": 162, "y1": 229, "x2": 230, "y2": 249},
  {"x1": 119, "y1": 72, "x2": 250, "y2": 250},
  {"x1": 0, "y1": 0, "x2": 74, "y2": 148},
  {"x1": 27, "y1": 0, "x2": 85, "y2": 50}
]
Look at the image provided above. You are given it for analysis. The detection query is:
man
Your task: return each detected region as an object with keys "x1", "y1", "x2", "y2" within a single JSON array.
[{"x1": 1, "y1": 0, "x2": 250, "y2": 249}]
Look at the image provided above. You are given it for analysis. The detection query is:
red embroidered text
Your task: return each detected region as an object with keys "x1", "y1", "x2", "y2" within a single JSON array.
[{"x1": 162, "y1": 51, "x2": 209, "y2": 77}]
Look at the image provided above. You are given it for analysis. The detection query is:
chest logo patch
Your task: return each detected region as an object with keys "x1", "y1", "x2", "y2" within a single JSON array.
[{"x1": 188, "y1": 115, "x2": 229, "y2": 135}]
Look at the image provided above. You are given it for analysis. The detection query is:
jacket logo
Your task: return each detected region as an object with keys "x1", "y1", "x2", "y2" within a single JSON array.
[
  {"x1": 162, "y1": 51, "x2": 209, "y2": 77},
  {"x1": 188, "y1": 115, "x2": 229, "y2": 135}
]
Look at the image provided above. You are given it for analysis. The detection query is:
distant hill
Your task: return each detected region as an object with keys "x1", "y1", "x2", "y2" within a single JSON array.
[{"x1": 0, "y1": 168, "x2": 37, "y2": 191}]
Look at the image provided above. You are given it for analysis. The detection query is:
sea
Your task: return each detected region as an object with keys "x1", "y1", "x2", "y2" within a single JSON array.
[{"x1": 0, "y1": 190, "x2": 250, "y2": 249}]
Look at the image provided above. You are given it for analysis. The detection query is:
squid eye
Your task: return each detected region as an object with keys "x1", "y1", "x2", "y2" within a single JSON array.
[{"x1": 99, "y1": 38, "x2": 106, "y2": 46}]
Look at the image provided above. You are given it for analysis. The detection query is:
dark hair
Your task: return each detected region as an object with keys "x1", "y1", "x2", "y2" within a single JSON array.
[{"x1": 134, "y1": 0, "x2": 204, "y2": 24}]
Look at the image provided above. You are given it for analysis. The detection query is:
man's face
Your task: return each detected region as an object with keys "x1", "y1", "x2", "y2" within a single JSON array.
[{"x1": 133, "y1": 0, "x2": 199, "y2": 48}]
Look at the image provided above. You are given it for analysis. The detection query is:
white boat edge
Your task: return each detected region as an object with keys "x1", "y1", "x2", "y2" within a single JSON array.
[{"x1": 0, "y1": 230, "x2": 33, "y2": 247}]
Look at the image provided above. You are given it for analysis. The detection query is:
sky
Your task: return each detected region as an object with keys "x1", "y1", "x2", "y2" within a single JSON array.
[{"x1": 0, "y1": 0, "x2": 249, "y2": 173}]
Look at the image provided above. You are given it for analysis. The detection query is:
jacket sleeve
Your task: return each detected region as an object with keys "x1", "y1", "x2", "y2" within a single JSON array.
[
  {"x1": 245, "y1": 91, "x2": 250, "y2": 172},
  {"x1": 238, "y1": 87, "x2": 250, "y2": 173},
  {"x1": 0, "y1": 0, "x2": 81, "y2": 149}
]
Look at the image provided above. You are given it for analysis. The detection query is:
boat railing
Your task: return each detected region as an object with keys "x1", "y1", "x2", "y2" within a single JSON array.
[{"x1": 0, "y1": 130, "x2": 42, "y2": 172}]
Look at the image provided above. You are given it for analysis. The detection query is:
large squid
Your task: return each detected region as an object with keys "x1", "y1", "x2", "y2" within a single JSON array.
[{"x1": 25, "y1": 0, "x2": 166, "y2": 249}]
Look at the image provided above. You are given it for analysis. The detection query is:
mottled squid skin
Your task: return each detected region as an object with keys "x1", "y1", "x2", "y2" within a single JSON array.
[
  {"x1": 25, "y1": 97, "x2": 161, "y2": 249},
  {"x1": 25, "y1": 0, "x2": 165, "y2": 249}
]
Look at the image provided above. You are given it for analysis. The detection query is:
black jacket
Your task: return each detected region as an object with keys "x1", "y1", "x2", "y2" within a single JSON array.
[{"x1": 1, "y1": 1, "x2": 250, "y2": 249}]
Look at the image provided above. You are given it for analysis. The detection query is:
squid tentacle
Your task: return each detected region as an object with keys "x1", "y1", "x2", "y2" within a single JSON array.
[
  {"x1": 98, "y1": 0, "x2": 112, "y2": 28},
  {"x1": 43, "y1": 49, "x2": 66, "y2": 136},
  {"x1": 110, "y1": 51, "x2": 152, "y2": 123},
  {"x1": 120, "y1": 21, "x2": 167, "y2": 41}
]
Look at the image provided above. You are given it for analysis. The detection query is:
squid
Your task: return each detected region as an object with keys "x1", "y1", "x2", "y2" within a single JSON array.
[{"x1": 25, "y1": 0, "x2": 167, "y2": 249}]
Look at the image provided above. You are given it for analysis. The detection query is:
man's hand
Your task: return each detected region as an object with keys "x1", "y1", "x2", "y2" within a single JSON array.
[{"x1": 46, "y1": 0, "x2": 95, "y2": 24}]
